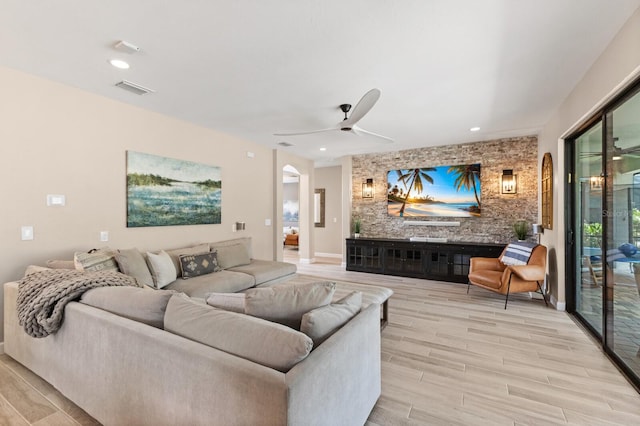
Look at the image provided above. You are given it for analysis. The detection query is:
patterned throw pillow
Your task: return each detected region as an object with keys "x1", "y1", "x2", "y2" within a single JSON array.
[
  {"x1": 179, "y1": 251, "x2": 221, "y2": 279},
  {"x1": 74, "y1": 248, "x2": 119, "y2": 272}
]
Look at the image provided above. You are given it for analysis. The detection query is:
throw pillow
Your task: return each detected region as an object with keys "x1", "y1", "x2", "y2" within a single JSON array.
[
  {"x1": 166, "y1": 243, "x2": 210, "y2": 278},
  {"x1": 300, "y1": 291, "x2": 363, "y2": 346},
  {"x1": 80, "y1": 286, "x2": 175, "y2": 329},
  {"x1": 146, "y1": 250, "x2": 177, "y2": 289},
  {"x1": 115, "y1": 248, "x2": 154, "y2": 288},
  {"x1": 244, "y1": 281, "x2": 336, "y2": 329},
  {"x1": 179, "y1": 251, "x2": 221, "y2": 279},
  {"x1": 164, "y1": 294, "x2": 313, "y2": 372},
  {"x1": 205, "y1": 292, "x2": 246, "y2": 313},
  {"x1": 74, "y1": 248, "x2": 119, "y2": 272},
  {"x1": 46, "y1": 259, "x2": 75, "y2": 269},
  {"x1": 216, "y1": 243, "x2": 251, "y2": 269}
]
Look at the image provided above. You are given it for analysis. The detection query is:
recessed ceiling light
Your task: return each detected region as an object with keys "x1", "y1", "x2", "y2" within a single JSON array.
[
  {"x1": 470, "y1": 126, "x2": 481, "y2": 132},
  {"x1": 320, "y1": 147, "x2": 327, "y2": 151},
  {"x1": 109, "y1": 59, "x2": 130, "y2": 69}
]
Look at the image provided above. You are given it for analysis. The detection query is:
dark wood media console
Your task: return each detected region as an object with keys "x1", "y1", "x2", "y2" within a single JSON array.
[{"x1": 346, "y1": 238, "x2": 504, "y2": 283}]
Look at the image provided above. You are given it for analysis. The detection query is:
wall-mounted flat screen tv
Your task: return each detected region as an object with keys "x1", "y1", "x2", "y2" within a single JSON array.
[{"x1": 387, "y1": 164, "x2": 481, "y2": 217}]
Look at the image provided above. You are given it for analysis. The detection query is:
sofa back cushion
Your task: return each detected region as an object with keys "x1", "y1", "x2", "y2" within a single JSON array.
[
  {"x1": 210, "y1": 237, "x2": 253, "y2": 260},
  {"x1": 207, "y1": 282, "x2": 336, "y2": 329},
  {"x1": 80, "y1": 286, "x2": 175, "y2": 328},
  {"x1": 115, "y1": 248, "x2": 154, "y2": 288},
  {"x1": 215, "y1": 244, "x2": 251, "y2": 269},
  {"x1": 164, "y1": 294, "x2": 312, "y2": 372},
  {"x1": 300, "y1": 291, "x2": 362, "y2": 346}
]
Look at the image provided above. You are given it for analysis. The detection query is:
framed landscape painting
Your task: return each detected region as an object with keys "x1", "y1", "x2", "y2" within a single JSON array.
[
  {"x1": 126, "y1": 151, "x2": 222, "y2": 227},
  {"x1": 387, "y1": 164, "x2": 481, "y2": 217}
]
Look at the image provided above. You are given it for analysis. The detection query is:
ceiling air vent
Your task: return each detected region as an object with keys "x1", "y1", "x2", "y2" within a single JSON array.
[
  {"x1": 115, "y1": 80, "x2": 155, "y2": 95},
  {"x1": 278, "y1": 141, "x2": 294, "y2": 147}
]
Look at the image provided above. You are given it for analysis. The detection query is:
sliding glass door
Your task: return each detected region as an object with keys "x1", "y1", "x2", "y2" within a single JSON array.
[{"x1": 568, "y1": 79, "x2": 640, "y2": 390}]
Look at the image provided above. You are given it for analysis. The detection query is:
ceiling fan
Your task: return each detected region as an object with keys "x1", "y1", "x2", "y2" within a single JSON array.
[
  {"x1": 580, "y1": 138, "x2": 640, "y2": 158},
  {"x1": 274, "y1": 88, "x2": 394, "y2": 143}
]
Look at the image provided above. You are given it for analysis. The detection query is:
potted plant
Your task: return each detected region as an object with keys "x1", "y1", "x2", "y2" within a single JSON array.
[
  {"x1": 354, "y1": 218, "x2": 361, "y2": 238},
  {"x1": 513, "y1": 220, "x2": 528, "y2": 241}
]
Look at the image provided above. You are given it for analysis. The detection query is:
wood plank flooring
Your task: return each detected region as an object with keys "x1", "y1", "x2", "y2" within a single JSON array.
[{"x1": 0, "y1": 251, "x2": 639, "y2": 425}]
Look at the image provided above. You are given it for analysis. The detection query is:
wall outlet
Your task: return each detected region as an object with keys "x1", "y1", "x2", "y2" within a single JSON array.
[{"x1": 232, "y1": 224, "x2": 236, "y2": 232}]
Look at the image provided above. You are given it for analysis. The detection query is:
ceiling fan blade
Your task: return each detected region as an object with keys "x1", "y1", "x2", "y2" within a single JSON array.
[
  {"x1": 352, "y1": 125, "x2": 394, "y2": 143},
  {"x1": 341, "y1": 88, "x2": 381, "y2": 128},
  {"x1": 274, "y1": 127, "x2": 337, "y2": 137}
]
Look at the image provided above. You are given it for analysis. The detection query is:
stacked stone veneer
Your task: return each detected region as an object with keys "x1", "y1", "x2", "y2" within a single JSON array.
[{"x1": 352, "y1": 136, "x2": 538, "y2": 244}]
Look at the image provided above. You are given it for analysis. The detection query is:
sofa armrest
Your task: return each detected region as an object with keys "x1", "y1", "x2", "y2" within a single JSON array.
[{"x1": 285, "y1": 303, "x2": 381, "y2": 426}]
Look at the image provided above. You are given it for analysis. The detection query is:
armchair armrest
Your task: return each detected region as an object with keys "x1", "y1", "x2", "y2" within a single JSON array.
[
  {"x1": 508, "y1": 265, "x2": 545, "y2": 282},
  {"x1": 469, "y1": 257, "x2": 504, "y2": 273}
]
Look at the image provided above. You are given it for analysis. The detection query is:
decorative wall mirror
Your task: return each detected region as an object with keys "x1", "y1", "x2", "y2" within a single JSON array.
[
  {"x1": 541, "y1": 152, "x2": 553, "y2": 229},
  {"x1": 314, "y1": 188, "x2": 325, "y2": 228}
]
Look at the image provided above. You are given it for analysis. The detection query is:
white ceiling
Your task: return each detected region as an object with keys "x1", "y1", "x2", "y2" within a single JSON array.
[{"x1": 1, "y1": 0, "x2": 639, "y2": 166}]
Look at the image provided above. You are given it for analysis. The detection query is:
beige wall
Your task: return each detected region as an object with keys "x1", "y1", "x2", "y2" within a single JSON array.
[
  {"x1": 314, "y1": 166, "x2": 343, "y2": 256},
  {"x1": 0, "y1": 66, "x2": 277, "y2": 342},
  {"x1": 539, "y1": 7, "x2": 640, "y2": 309}
]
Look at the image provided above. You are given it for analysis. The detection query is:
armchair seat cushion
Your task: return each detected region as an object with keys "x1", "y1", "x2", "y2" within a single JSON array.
[{"x1": 468, "y1": 270, "x2": 503, "y2": 290}]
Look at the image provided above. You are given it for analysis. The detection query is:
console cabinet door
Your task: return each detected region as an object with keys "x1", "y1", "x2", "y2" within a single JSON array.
[
  {"x1": 384, "y1": 246, "x2": 423, "y2": 277},
  {"x1": 347, "y1": 240, "x2": 383, "y2": 273}
]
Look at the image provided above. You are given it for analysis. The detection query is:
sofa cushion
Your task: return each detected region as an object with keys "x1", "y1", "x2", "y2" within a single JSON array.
[
  {"x1": 227, "y1": 259, "x2": 296, "y2": 285},
  {"x1": 115, "y1": 248, "x2": 154, "y2": 288},
  {"x1": 179, "y1": 251, "x2": 221, "y2": 279},
  {"x1": 80, "y1": 286, "x2": 175, "y2": 328},
  {"x1": 165, "y1": 243, "x2": 210, "y2": 278},
  {"x1": 74, "y1": 248, "x2": 119, "y2": 272},
  {"x1": 164, "y1": 294, "x2": 313, "y2": 372},
  {"x1": 300, "y1": 291, "x2": 362, "y2": 346},
  {"x1": 165, "y1": 270, "x2": 255, "y2": 298},
  {"x1": 244, "y1": 281, "x2": 336, "y2": 329},
  {"x1": 146, "y1": 250, "x2": 177, "y2": 289},
  {"x1": 205, "y1": 292, "x2": 246, "y2": 313},
  {"x1": 216, "y1": 243, "x2": 251, "y2": 269}
]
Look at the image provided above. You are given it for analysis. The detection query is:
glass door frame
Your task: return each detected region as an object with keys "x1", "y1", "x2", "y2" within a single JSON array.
[{"x1": 566, "y1": 76, "x2": 640, "y2": 392}]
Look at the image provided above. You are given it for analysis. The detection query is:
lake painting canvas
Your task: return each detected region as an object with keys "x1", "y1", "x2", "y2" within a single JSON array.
[
  {"x1": 387, "y1": 164, "x2": 481, "y2": 217},
  {"x1": 126, "y1": 151, "x2": 222, "y2": 227}
]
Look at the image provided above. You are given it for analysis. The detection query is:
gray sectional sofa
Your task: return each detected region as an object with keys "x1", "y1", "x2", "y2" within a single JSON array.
[{"x1": 3, "y1": 237, "x2": 383, "y2": 425}]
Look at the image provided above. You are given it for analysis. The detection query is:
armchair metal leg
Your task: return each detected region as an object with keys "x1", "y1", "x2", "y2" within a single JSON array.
[
  {"x1": 536, "y1": 281, "x2": 549, "y2": 307},
  {"x1": 504, "y1": 276, "x2": 512, "y2": 309},
  {"x1": 467, "y1": 282, "x2": 471, "y2": 294}
]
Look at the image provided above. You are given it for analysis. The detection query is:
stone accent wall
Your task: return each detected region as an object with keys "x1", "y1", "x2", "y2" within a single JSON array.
[{"x1": 352, "y1": 136, "x2": 538, "y2": 244}]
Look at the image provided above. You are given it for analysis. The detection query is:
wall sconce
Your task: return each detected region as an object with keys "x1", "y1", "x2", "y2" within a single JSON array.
[
  {"x1": 235, "y1": 222, "x2": 246, "y2": 231},
  {"x1": 362, "y1": 178, "x2": 374, "y2": 198},
  {"x1": 590, "y1": 176, "x2": 603, "y2": 191},
  {"x1": 501, "y1": 170, "x2": 517, "y2": 194}
]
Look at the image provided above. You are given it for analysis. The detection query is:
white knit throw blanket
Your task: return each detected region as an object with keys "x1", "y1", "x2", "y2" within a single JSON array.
[{"x1": 17, "y1": 269, "x2": 139, "y2": 338}]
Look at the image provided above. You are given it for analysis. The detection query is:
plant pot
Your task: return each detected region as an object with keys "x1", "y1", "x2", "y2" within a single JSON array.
[{"x1": 354, "y1": 233, "x2": 360, "y2": 238}]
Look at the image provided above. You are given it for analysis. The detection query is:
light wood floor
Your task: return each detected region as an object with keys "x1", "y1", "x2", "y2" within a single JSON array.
[{"x1": 1, "y1": 251, "x2": 640, "y2": 425}]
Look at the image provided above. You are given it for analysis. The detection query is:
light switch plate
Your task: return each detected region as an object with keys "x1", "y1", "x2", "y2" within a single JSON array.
[
  {"x1": 47, "y1": 194, "x2": 65, "y2": 206},
  {"x1": 21, "y1": 226, "x2": 34, "y2": 241},
  {"x1": 100, "y1": 231, "x2": 109, "y2": 242}
]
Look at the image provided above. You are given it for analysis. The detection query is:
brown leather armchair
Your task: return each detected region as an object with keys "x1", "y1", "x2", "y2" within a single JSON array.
[{"x1": 467, "y1": 244, "x2": 548, "y2": 309}]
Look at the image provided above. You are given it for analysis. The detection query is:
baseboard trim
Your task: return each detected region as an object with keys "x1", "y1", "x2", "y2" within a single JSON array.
[
  {"x1": 314, "y1": 252, "x2": 342, "y2": 259},
  {"x1": 299, "y1": 257, "x2": 316, "y2": 264},
  {"x1": 0, "y1": 342, "x2": 4, "y2": 355},
  {"x1": 550, "y1": 295, "x2": 566, "y2": 311}
]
